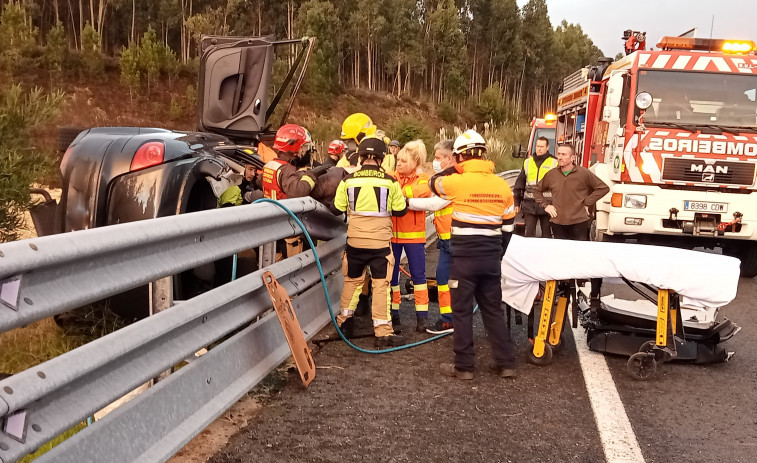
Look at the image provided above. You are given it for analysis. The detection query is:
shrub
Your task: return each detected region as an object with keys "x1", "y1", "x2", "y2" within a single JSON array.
[
  {"x1": 0, "y1": 1, "x2": 38, "y2": 73},
  {"x1": 388, "y1": 117, "x2": 435, "y2": 159},
  {"x1": 168, "y1": 95, "x2": 184, "y2": 121},
  {"x1": 437, "y1": 101, "x2": 457, "y2": 124},
  {"x1": 45, "y1": 22, "x2": 67, "y2": 77},
  {"x1": 0, "y1": 85, "x2": 65, "y2": 242},
  {"x1": 474, "y1": 85, "x2": 510, "y2": 125},
  {"x1": 120, "y1": 43, "x2": 140, "y2": 103}
]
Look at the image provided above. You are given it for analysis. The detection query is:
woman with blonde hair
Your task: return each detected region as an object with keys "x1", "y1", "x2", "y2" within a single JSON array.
[{"x1": 390, "y1": 140, "x2": 432, "y2": 333}]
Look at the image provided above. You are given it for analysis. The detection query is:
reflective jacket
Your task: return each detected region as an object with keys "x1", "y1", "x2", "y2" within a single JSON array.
[
  {"x1": 334, "y1": 165, "x2": 408, "y2": 248},
  {"x1": 412, "y1": 186, "x2": 452, "y2": 240},
  {"x1": 392, "y1": 170, "x2": 431, "y2": 243},
  {"x1": 261, "y1": 157, "x2": 316, "y2": 200},
  {"x1": 431, "y1": 159, "x2": 515, "y2": 257},
  {"x1": 513, "y1": 154, "x2": 557, "y2": 215}
]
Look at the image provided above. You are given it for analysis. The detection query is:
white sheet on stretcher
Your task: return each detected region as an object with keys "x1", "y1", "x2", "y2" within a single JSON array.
[{"x1": 500, "y1": 235, "x2": 741, "y2": 314}]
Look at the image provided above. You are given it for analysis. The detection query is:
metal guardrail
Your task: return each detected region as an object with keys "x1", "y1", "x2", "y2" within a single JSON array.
[{"x1": 0, "y1": 198, "x2": 346, "y2": 463}]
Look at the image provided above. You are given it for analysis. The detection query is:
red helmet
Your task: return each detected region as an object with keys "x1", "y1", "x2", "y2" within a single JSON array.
[
  {"x1": 328, "y1": 139, "x2": 347, "y2": 155},
  {"x1": 273, "y1": 124, "x2": 308, "y2": 153}
]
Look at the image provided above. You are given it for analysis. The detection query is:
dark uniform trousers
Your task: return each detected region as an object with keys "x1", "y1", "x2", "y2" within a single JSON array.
[
  {"x1": 551, "y1": 219, "x2": 602, "y2": 298},
  {"x1": 450, "y1": 251, "x2": 516, "y2": 372}
]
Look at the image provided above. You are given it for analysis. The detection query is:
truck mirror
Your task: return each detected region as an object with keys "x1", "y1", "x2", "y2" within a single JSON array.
[{"x1": 512, "y1": 144, "x2": 524, "y2": 158}]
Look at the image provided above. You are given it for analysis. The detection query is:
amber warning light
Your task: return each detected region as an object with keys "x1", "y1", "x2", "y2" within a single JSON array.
[
  {"x1": 544, "y1": 113, "x2": 557, "y2": 124},
  {"x1": 657, "y1": 36, "x2": 756, "y2": 54}
]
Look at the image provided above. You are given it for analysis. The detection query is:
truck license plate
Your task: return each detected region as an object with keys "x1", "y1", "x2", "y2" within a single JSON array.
[{"x1": 684, "y1": 201, "x2": 727, "y2": 213}]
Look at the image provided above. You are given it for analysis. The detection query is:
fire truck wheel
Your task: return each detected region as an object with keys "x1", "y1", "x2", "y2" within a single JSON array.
[
  {"x1": 527, "y1": 344, "x2": 553, "y2": 366},
  {"x1": 627, "y1": 352, "x2": 657, "y2": 380}
]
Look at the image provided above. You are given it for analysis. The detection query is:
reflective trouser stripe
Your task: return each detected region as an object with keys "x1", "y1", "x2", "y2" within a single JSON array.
[
  {"x1": 438, "y1": 284, "x2": 451, "y2": 315},
  {"x1": 347, "y1": 273, "x2": 370, "y2": 310},
  {"x1": 391, "y1": 285, "x2": 401, "y2": 311},
  {"x1": 438, "y1": 232, "x2": 451, "y2": 240},
  {"x1": 414, "y1": 283, "x2": 429, "y2": 313}
]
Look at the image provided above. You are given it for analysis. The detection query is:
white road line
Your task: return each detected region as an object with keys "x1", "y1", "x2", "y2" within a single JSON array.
[{"x1": 571, "y1": 319, "x2": 646, "y2": 463}]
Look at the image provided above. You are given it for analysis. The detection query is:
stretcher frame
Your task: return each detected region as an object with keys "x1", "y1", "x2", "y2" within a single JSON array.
[{"x1": 528, "y1": 279, "x2": 684, "y2": 380}]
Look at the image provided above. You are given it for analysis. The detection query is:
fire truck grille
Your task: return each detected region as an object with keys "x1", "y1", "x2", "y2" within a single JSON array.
[{"x1": 661, "y1": 158, "x2": 756, "y2": 186}]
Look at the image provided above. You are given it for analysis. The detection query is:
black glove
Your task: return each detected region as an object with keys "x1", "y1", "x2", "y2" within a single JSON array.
[{"x1": 307, "y1": 164, "x2": 331, "y2": 178}]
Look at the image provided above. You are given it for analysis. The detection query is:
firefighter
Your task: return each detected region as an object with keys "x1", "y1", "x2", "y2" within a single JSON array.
[
  {"x1": 390, "y1": 140, "x2": 431, "y2": 333},
  {"x1": 407, "y1": 139, "x2": 455, "y2": 334},
  {"x1": 337, "y1": 113, "x2": 395, "y2": 171},
  {"x1": 324, "y1": 140, "x2": 347, "y2": 167},
  {"x1": 334, "y1": 137, "x2": 408, "y2": 348},
  {"x1": 260, "y1": 124, "x2": 328, "y2": 199},
  {"x1": 513, "y1": 136, "x2": 558, "y2": 238},
  {"x1": 260, "y1": 124, "x2": 329, "y2": 258},
  {"x1": 430, "y1": 129, "x2": 517, "y2": 380}
]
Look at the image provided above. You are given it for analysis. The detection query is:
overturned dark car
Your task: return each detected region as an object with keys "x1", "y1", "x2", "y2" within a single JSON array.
[{"x1": 31, "y1": 36, "x2": 319, "y2": 319}]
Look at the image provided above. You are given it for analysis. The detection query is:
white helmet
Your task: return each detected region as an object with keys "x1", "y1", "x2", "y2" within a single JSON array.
[{"x1": 453, "y1": 130, "x2": 487, "y2": 157}]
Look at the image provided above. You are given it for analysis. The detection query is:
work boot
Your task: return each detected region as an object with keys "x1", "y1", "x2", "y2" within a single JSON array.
[
  {"x1": 338, "y1": 317, "x2": 355, "y2": 339},
  {"x1": 415, "y1": 316, "x2": 428, "y2": 333},
  {"x1": 354, "y1": 294, "x2": 370, "y2": 317},
  {"x1": 374, "y1": 334, "x2": 405, "y2": 349},
  {"x1": 426, "y1": 319, "x2": 454, "y2": 335},
  {"x1": 439, "y1": 363, "x2": 473, "y2": 380},
  {"x1": 493, "y1": 366, "x2": 517, "y2": 379},
  {"x1": 391, "y1": 315, "x2": 402, "y2": 334},
  {"x1": 589, "y1": 297, "x2": 601, "y2": 320}
]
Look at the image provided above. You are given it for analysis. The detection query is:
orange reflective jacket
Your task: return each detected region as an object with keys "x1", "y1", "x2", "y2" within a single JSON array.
[
  {"x1": 391, "y1": 171, "x2": 431, "y2": 243},
  {"x1": 414, "y1": 183, "x2": 452, "y2": 240}
]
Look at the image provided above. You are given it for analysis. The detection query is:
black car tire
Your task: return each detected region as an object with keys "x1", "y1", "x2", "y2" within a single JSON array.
[{"x1": 58, "y1": 126, "x2": 85, "y2": 152}]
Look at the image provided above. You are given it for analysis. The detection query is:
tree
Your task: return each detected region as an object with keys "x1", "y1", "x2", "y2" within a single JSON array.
[
  {"x1": 46, "y1": 21, "x2": 68, "y2": 78},
  {"x1": 120, "y1": 42, "x2": 140, "y2": 102},
  {"x1": 0, "y1": 85, "x2": 65, "y2": 242},
  {"x1": 553, "y1": 20, "x2": 603, "y2": 80},
  {"x1": 81, "y1": 22, "x2": 104, "y2": 77},
  {"x1": 0, "y1": 1, "x2": 38, "y2": 73},
  {"x1": 296, "y1": 0, "x2": 341, "y2": 103},
  {"x1": 519, "y1": 0, "x2": 554, "y2": 115},
  {"x1": 427, "y1": 0, "x2": 467, "y2": 103},
  {"x1": 139, "y1": 27, "x2": 161, "y2": 94}
]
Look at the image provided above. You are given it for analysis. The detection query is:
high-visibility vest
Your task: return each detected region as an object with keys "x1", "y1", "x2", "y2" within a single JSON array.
[
  {"x1": 433, "y1": 205, "x2": 453, "y2": 240},
  {"x1": 262, "y1": 159, "x2": 288, "y2": 200},
  {"x1": 392, "y1": 171, "x2": 430, "y2": 243},
  {"x1": 523, "y1": 156, "x2": 557, "y2": 199}
]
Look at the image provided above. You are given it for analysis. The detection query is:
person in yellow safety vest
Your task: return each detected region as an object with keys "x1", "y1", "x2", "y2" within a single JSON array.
[
  {"x1": 512, "y1": 136, "x2": 558, "y2": 238},
  {"x1": 336, "y1": 113, "x2": 394, "y2": 171},
  {"x1": 407, "y1": 139, "x2": 455, "y2": 334},
  {"x1": 334, "y1": 137, "x2": 408, "y2": 348},
  {"x1": 259, "y1": 124, "x2": 329, "y2": 199},
  {"x1": 430, "y1": 129, "x2": 517, "y2": 380},
  {"x1": 389, "y1": 140, "x2": 432, "y2": 333}
]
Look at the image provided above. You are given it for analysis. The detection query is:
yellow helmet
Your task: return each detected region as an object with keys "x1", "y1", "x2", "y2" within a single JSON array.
[{"x1": 341, "y1": 113, "x2": 376, "y2": 143}]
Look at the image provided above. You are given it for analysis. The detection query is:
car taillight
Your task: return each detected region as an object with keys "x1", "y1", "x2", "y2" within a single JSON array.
[{"x1": 130, "y1": 142, "x2": 165, "y2": 171}]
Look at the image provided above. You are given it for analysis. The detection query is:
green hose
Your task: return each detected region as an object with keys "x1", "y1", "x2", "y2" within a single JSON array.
[{"x1": 253, "y1": 198, "x2": 458, "y2": 354}]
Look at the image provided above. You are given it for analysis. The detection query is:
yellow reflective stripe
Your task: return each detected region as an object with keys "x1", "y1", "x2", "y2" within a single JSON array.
[
  {"x1": 392, "y1": 231, "x2": 427, "y2": 239},
  {"x1": 439, "y1": 305, "x2": 452, "y2": 314},
  {"x1": 413, "y1": 283, "x2": 428, "y2": 291},
  {"x1": 438, "y1": 284, "x2": 449, "y2": 291},
  {"x1": 301, "y1": 175, "x2": 315, "y2": 188},
  {"x1": 438, "y1": 232, "x2": 451, "y2": 239},
  {"x1": 404, "y1": 185, "x2": 414, "y2": 198},
  {"x1": 415, "y1": 305, "x2": 429, "y2": 312},
  {"x1": 391, "y1": 285, "x2": 401, "y2": 292},
  {"x1": 434, "y1": 206, "x2": 453, "y2": 217}
]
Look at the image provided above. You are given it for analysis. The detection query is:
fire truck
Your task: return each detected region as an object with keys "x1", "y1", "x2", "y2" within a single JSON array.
[
  {"x1": 515, "y1": 113, "x2": 557, "y2": 157},
  {"x1": 556, "y1": 33, "x2": 757, "y2": 277}
]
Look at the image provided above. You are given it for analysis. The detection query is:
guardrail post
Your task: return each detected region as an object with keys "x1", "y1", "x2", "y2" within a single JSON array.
[
  {"x1": 150, "y1": 276, "x2": 174, "y2": 382},
  {"x1": 259, "y1": 242, "x2": 276, "y2": 268}
]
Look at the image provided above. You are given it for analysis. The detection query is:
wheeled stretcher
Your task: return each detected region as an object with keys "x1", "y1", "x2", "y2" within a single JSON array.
[{"x1": 500, "y1": 235, "x2": 741, "y2": 380}]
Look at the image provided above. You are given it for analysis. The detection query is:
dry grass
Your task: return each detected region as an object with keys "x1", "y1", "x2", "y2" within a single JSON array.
[{"x1": 438, "y1": 121, "x2": 530, "y2": 172}]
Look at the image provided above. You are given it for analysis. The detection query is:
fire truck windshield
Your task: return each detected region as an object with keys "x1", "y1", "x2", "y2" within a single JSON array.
[{"x1": 636, "y1": 70, "x2": 757, "y2": 130}]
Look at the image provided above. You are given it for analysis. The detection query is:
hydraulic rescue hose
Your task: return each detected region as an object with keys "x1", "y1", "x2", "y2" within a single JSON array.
[{"x1": 253, "y1": 198, "x2": 470, "y2": 354}]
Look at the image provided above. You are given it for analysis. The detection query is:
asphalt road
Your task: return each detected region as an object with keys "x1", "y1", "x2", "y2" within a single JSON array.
[{"x1": 208, "y1": 248, "x2": 756, "y2": 463}]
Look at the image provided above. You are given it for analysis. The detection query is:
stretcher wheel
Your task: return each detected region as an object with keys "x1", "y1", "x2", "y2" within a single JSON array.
[
  {"x1": 527, "y1": 344, "x2": 553, "y2": 366},
  {"x1": 639, "y1": 340, "x2": 656, "y2": 353},
  {"x1": 627, "y1": 352, "x2": 657, "y2": 381},
  {"x1": 548, "y1": 338, "x2": 564, "y2": 353}
]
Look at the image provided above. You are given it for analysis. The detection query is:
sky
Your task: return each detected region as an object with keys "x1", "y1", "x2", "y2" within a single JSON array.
[{"x1": 517, "y1": 0, "x2": 757, "y2": 57}]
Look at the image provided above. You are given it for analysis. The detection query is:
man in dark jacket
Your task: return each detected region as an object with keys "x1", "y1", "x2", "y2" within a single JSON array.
[
  {"x1": 512, "y1": 137, "x2": 557, "y2": 237},
  {"x1": 533, "y1": 143, "x2": 610, "y2": 307}
]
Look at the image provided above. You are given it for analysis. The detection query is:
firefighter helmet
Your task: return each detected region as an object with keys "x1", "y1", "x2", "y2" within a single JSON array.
[
  {"x1": 453, "y1": 130, "x2": 487, "y2": 157},
  {"x1": 273, "y1": 124, "x2": 309, "y2": 153},
  {"x1": 328, "y1": 139, "x2": 347, "y2": 155},
  {"x1": 341, "y1": 113, "x2": 377, "y2": 143},
  {"x1": 356, "y1": 137, "x2": 387, "y2": 160}
]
